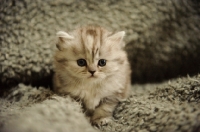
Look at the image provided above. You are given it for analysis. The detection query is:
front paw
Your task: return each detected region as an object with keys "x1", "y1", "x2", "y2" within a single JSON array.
[{"x1": 91, "y1": 117, "x2": 111, "y2": 127}]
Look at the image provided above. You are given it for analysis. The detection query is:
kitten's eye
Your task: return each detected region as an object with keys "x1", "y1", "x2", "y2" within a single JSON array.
[
  {"x1": 98, "y1": 59, "x2": 106, "y2": 67},
  {"x1": 77, "y1": 59, "x2": 87, "y2": 67}
]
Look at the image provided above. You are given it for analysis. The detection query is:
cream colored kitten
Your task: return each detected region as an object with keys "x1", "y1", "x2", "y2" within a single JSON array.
[{"x1": 53, "y1": 25, "x2": 131, "y2": 126}]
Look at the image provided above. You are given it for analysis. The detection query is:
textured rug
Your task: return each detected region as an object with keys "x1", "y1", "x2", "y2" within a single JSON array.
[
  {"x1": 0, "y1": 75, "x2": 200, "y2": 132},
  {"x1": 1, "y1": 0, "x2": 200, "y2": 87}
]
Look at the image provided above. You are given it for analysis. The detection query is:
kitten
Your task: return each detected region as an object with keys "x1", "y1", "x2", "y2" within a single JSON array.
[{"x1": 53, "y1": 25, "x2": 131, "y2": 126}]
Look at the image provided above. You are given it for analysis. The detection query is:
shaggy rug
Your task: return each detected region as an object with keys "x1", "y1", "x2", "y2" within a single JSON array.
[{"x1": 0, "y1": 75, "x2": 200, "y2": 132}]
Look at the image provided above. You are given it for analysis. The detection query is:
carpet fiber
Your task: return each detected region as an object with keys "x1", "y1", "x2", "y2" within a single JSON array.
[{"x1": 1, "y1": 75, "x2": 200, "y2": 132}]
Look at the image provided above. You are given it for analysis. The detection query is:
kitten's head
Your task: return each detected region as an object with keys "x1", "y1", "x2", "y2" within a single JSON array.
[{"x1": 54, "y1": 25, "x2": 127, "y2": 82}]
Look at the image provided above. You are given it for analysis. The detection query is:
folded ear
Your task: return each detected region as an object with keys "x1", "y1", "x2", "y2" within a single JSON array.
[
  {"x1": 56, "y1": 31, "x2": 74, "y2": 50},
  {"x1": 108, "y1": 31, "x2": 126, "y2": 47}
]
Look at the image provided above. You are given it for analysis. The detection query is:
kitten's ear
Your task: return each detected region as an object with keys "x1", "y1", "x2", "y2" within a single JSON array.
[
  {"x1": 108, "y1": 31, "x2": 126, "y2": 47},
  {"x1": 56, "y1": 31, "x2": 74, "y2": 50}
]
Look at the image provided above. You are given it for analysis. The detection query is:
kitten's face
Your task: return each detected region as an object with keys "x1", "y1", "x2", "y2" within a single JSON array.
[{"x1": 55, "y1": 26, "x2": 126, "y2": 82}]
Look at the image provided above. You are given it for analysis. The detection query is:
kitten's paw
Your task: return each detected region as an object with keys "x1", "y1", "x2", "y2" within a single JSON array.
[{"x1": 92, "y1": 117, "x2": 111, "y2": 127}]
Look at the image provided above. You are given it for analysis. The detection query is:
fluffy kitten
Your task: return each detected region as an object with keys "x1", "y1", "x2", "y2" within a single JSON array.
[{"x1": 53, "y1": 25, "x2": 131, "y2": 126}]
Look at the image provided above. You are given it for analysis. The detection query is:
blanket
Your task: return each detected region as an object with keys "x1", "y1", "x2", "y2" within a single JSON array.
[{"x1": 1, "y1": 75, "x2": 200, "y2": 132}]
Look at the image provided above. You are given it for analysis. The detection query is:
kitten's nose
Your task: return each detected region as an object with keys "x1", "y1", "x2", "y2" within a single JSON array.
[{"x1": 89, "y1": 70, "x2": 96, "y2": 75}]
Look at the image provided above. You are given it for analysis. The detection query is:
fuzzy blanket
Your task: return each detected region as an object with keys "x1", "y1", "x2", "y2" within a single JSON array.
[
  {"x1": 1, "y1": 0, "x2": 200, "y2": 132},
  {"x1": 1, "y1": 75, "x2": 200, "y2": 132}
]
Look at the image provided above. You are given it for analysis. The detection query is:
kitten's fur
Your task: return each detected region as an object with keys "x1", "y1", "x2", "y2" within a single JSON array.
[{"x1": 53, "y1": 25, "x2": 131, "y2": 126}]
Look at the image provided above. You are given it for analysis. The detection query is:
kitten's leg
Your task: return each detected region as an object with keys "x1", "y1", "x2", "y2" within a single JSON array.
[{"x1": 91, "y1": 98, "x2": 118, "y2": 126}]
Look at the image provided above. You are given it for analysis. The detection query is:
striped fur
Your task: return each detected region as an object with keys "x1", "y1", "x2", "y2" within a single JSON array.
[{"x1": 53, "y1": 25, "x2": 131, "y2": 126}]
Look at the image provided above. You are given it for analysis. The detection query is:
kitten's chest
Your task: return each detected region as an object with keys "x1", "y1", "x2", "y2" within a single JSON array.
[
  {"x1": 69, "y1": 80, "x2": 122, "y2": 110},
  {"x1": 71, "y1": 83, "x2": 108, "y2": 110},
  {"x1": 83, "y1": 91, "x2": 101, "y2": 111}
]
